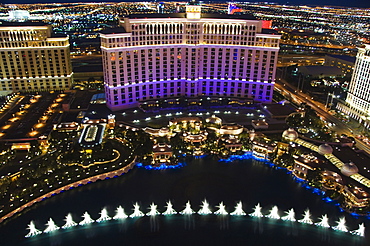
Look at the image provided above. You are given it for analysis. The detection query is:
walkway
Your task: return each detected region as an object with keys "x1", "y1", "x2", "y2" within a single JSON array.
[
  {"x1": 0, "y1": 158, "x2": 136, "y2": 224},
  {"x1": 294, "y1": 138, "x2": 370, "y2": 188}
]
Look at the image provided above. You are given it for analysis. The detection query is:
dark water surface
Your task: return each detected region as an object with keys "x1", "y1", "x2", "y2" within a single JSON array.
[{"x1": 0, "y1": 157, "x2": 369, "y2": 246}]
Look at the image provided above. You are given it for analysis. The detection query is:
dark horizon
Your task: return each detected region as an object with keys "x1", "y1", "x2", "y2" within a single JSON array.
[{"x1": 2, "y1": 0, "x2": 370, "y2": 9}]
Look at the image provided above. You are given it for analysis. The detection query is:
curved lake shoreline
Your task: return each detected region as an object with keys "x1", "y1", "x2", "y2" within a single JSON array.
[{"x1": 0, "y1": 157, "x2": 368, "y2": 246}]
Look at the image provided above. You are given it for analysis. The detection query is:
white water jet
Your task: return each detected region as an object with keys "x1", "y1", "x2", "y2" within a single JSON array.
[
  {"x1": 265, "y1": 206, "x2": 280, "y2": 219},
  {"x1": 332, "y1": 217, "x2": 348, "y2": 232},
  {"x1": 198, "y1": 199, "x2": 212, "y2": 215},
  {"x1": 230, "y1": 201, "x2": 246, "y2": 216},
  {"x1": 281, "y1": 208, "x2": 296, "y2": 222},
  {"x1": 62, "y1": 213, "x2": 77, "y2": 229},
  {"x1": 214, "y1": 202, "x2": 228, "y2": 215},
  {"x1": 44, "y1": 218, "x2": 60, "y2": 233},
  {"x1": 298, "y1": 209, "x2": 313, "y2": 224},
  {"x1": 113, "y1": 206, "x2": 128, "y2": 220},
  {"x1": 162, "y1": 200, "x2": 177, "y2": 215},
  {"x1": 249, "y1": 203, "x2": 264, "y2": 217},
  {"x1": 315, "y1": 214, "x2": 330, "y2": 228},
  {"x1": 350, "y1": 223, "x2": 365, "y2": 237},
  {"x1": 79, "y1": 211, "x2": 95, "y2": 225},
  {"x1": 130, "y1": 202, "x2": 144, "y2": 218},
  {"x1": 25, "y1": 221, "x2": 42, "y2": 238},
  {"x1": 96, "y1": 208, "x2": 111, "y2": 222},
  {"x1": 180, "y1": 201, "x2": 195, "y2": 215},
  {"x1": 146, "y1": 203, "x2": 160, "y2": 216}
]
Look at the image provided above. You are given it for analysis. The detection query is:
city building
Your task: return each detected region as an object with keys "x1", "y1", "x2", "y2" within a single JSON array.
[
  {"x1": 100, "y1": 1, "x2": 280, "y2": 111},
  {"x1": 325, "y1": 55, "x2": 355, "y2": 77},
  {"x1": 337, "y1": 44, "x2": 370, "y2": 125},
  {"x1": 0, "y1": 22, "x2": 73, "y2": 95}
]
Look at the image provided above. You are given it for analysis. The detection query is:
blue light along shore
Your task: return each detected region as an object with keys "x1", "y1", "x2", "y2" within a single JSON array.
[{"x1": 1, "y1": 156, "x2": 368, "y2": 246}]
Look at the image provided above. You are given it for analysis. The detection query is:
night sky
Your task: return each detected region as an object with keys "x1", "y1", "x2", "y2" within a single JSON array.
[{"x1": 2, "y1": 0, "x2": 370, "y2": 8}]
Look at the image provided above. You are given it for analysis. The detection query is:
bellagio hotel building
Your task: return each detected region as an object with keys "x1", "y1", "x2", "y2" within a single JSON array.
[
  {"x1": 101, "y1": 2, "x2": 280, "y2": 110},
  {"x1": 0, "y1": 22, "x2": 72, "y2": 95}
]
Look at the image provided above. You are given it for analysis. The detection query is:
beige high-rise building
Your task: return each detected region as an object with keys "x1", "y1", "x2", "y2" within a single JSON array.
[
  {"x1": 0, "y1": 22, "x2": 72, "y2": 95},
  {"x1": 101, "y1": 1, "x2": 280, "y2": 111},
  {"x1": 337, "y1": 44, "x2": 370, "y2": 126}
]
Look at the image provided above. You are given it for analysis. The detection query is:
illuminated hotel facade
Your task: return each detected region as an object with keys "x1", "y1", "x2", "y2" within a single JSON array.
[
  {"x1": 0, "y1": 22, "x2": 72, "y2": 95},
  {"x1": 337, "y1": 44, "x2": 370, "y2": 126},
  {"x1": 101, "y1": 3, "x2": 280, "y2": 110}
]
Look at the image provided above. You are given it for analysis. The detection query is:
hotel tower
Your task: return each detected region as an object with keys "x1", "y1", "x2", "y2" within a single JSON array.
[
  {"x1": 0, "y1": 22, "x2": 72, "y2": 95},
  {"x1": 101, "y1": 1, "x2": 280, "y2": 110},
  {"x1": 337, "y1": 44, "x2": 370, "y2": 126}
]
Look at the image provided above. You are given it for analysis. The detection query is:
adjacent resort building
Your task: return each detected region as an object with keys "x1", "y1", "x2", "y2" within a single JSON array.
[
  {"x1": 100, "y1": 1, "x2": 280, "y2": 110},
  {"x1": 337, "y1": 44, "x2": 370, "y2": 125},
  {"x1": 0, "y1": 22, "x2": 73, "y2": 95}
]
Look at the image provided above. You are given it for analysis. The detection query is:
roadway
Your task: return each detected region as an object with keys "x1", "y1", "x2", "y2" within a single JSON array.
[{"x1": 275, "y1": 79, "x2": 370, "y2": 154}]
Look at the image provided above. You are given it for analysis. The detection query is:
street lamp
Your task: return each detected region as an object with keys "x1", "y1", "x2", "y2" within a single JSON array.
[{"x1": 325, "y1": 93, "x2": 339, "y2": 110}]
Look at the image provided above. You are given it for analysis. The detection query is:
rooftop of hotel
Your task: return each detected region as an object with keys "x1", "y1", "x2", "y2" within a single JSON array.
[
  {"x1": 0, "y1": 21, "x2": 48, "y2": 27},
  {"x1": 124, "y1": 13, "x2": 256, "y2": 20}
]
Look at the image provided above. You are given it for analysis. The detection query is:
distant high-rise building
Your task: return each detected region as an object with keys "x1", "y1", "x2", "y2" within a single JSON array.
[
  {"x1": 337, "y1": 44, "x2": 370, "y2": 125},
  {"x1": 157, "y1": 2, "x2": 165, "y2": 14},
  {"x1": 8, "y1": 10, "x2": 30, "y2": 21},
  {"x1": 0, "y1": 22, "x2": 72, "y2": 95},
  {"x1": 100, "y1": 1, "x2": 280, "y2": 111}
]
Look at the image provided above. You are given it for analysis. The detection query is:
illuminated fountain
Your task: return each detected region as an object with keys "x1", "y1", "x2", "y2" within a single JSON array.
[
  {"x1": 146, "y1": 203, "x2": 160, "y2": 216},
  {"x1": 113, "y1": 206, "x2": 128, "y2": 220},
  {"x1": 332, "y1": 217, "x2": 348, "y2": 232},
  {"x1": 249, "y1": 203, "x2": 264, "y2": 217},
  {"x1": 298, "y1": 209, "x2": 313, "y2": 224},
  {"x1": 350, "y1": 223, "x2": 365, "y2": 237},
  {"x1": 79, "y1": 212, "x2": 95, "y2": 225},
  {"x1": 96, "y1": 208, "x2": 111, "y2": 222},
  {"x1": 130, "y1": 202, "x2": 144, "y2": 218},
  {"x1": 214, "y1": 202, "x2": 228, "y2": 215},
  {"x1": 62, "y1": 213, "x2": 77, "y2": 229},
  {"x1": 315, "y1": 214, "x2": 330, "y2": 228},
  {"x1": 230, "y1": 201, "x2": 246, "y2": 216},
  {"x1": 281, "y1": 208, "x2": 296, "y2": 222},
  {"x1": 25, "y1": 221, "x2": 42, "y2": 238},
  {"x1": 162, "y1": 200, "x2": 177, "y2": 215},
  {"x1": 25, "y1": 201, "x2": 367, "y2": 239},
  {"x1": 265, "y1": 206, "x2": 280, "y2": 219},
  {"x1": 44, "y1": 218, "x2": 60, "y2": 233},
  {"x1": 198, "y1": 199, "x2": 213, "y2": 215},
  {"x1": 180, "y1": 201, "x2": 195, "y2": 215}
]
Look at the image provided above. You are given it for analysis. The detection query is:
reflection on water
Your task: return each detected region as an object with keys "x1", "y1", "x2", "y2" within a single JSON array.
[{"x1": 0, "y1": 157, "x2": 369, "y2": 246}]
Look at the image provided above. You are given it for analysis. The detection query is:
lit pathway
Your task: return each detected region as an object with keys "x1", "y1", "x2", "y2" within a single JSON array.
[
  {"x1": 0, "y1": 159, "x2": 136, "y2": 224},
  {"x1": 294, "y1": 138, "x2": 370, "y2": 188}
]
